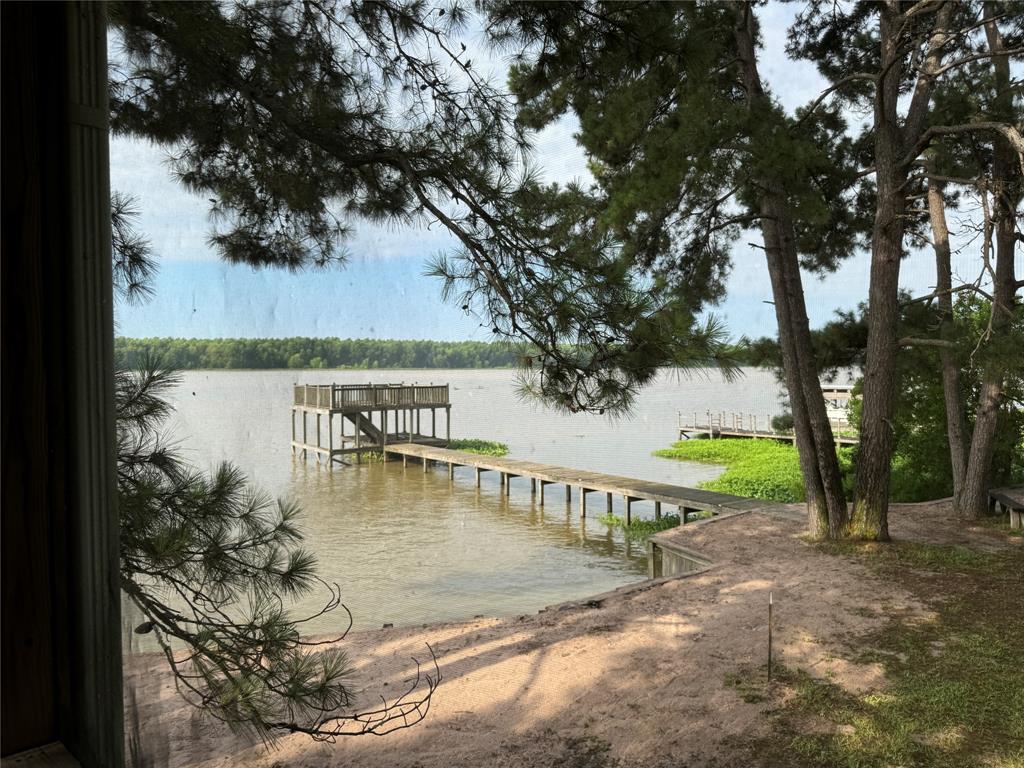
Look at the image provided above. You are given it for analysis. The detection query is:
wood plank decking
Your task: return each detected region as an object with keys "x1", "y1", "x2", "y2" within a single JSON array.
[
  {"x1": 382, "y1": 443, "x2": 767, "y2": 524},
  {"x1": 291, "y1": 382, "x2": 452, "y2": 460},
  {"x1": 677, "y1": 410, "x2": 858, "y2": 446}
]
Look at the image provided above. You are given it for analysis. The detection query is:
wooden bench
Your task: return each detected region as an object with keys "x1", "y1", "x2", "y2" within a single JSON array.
[{"x1": 989, "y1": 486, "x2": 1024, "y2": 529}]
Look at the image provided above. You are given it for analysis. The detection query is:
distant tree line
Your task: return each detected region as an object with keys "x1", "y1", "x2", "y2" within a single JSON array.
[
  {"x1": 114, "y1": 337, "x2": 529, "y2": 370},
  {"x1": 116, "y1": 337, "x2": 764, "y2": 370}
]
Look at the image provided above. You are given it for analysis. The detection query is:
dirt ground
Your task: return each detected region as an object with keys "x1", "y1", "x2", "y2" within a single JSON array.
[{"x1": 124, "y1": 501, "x2": 1021, "y2": 768}]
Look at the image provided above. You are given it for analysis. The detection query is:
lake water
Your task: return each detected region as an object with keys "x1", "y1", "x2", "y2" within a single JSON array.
[{"x1": 163, "y1": 367, "x2": 787, "y2": 633}]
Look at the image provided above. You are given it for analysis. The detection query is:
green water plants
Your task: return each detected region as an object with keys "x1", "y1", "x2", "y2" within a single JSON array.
[{"x1": 447, "y1": 439, "x2": 509, "y2": 457}]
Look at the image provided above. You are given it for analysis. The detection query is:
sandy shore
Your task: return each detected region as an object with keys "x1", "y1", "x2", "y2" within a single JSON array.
[{"x1": 124, "y1": 500, "x2": 1020, "y2": 768}]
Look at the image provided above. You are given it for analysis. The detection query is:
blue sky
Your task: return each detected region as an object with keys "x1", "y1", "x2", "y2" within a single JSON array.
[{"x1": 110, "y1": 4, "x2": 996, "y2": 342}]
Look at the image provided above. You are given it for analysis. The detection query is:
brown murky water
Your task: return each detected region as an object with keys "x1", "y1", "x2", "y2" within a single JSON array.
[{"x1": 163, "y1": 367, "x2": 786, "y2": 632}]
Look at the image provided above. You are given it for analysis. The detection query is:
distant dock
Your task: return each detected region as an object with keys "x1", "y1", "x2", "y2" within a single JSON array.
[
  {"x1": 291, "y1": 383, "x2": 451, "y2": 461},
  {"x1": 678, "y1": 410, "x2": 858, "y2": 447}
]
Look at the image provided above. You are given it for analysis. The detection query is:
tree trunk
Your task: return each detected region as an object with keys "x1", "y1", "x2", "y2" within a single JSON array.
[
  {"x1": 959, "y1": 6, "x2": 1022, "y2": 518},
  {"x1": 733, "y1": 4, "x2": 848, "y2": 538},
  {"x1": 926, "y1": 180, "x2": 969, "y2": 504},
  {"x1": 851, "y1": 6, "x2": 906, "y2": 541},
  {"x1": 761, "y1": 207, "x2": 830, "y2": 537}
]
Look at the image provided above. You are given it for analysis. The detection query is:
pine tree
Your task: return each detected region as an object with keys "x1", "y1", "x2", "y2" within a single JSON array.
[
  {"x1": 789, "y1": 1, "x2": 1023, "y2": 536},
  {"x1": 109, "y1": 0, "x2": 734, "y2": 419},
  {"x1": 112, "y1": 197, "x2": 438, "y2": 741},
  {"x1": 480, "y1": 1, "x2": 869, "y2": 536}
]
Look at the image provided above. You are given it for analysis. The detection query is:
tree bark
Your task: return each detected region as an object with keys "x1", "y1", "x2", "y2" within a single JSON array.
[
  {"x1": 733, "y1": 4, "x2": 848, "y2": 538},
  {"x1": 850, "y1": 7, "x2": 907, "y2": 540},
  {"x1": 926, "y1": 179, "x2": 969, "y2": 505},
  {"x1": 959, "y1": 5, "x2": 1022, "y2": 519},
  {"x1": 852, "y1": 2, "x2": 957, "y2": 540}
]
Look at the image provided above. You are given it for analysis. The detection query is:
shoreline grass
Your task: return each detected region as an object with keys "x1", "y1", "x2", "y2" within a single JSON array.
[
  {"x1": 447, "y1": 438, "x2": 509, "y2": 457},
  {"x1": 654, "y1": 438, "x2": 855, "y2": 502},
  {"x1": 597, "y1": 512, "x2": 683, "y2": 540}
]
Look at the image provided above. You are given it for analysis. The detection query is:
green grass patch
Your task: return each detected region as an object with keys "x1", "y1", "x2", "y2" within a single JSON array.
[
  {"x1": 815, "y1": 540, "x2": 999, "y2": 572},
  {"x1": 654, "y1": 439, "x2": 845, "y2": 502},
  {"x1": 736, "y1": 546, "x2": 1024, "y2": 768},
  {"x1": 654, "y1": 438, "x2": 959, "y2": 503},
  {"x1": 447, "y1": 438, "x2": 509, "y2": 457},
  {"x1": 596, "y1": 512, "x2": 682, "y2": 540}
]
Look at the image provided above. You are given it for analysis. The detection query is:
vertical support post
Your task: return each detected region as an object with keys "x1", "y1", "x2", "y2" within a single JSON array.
[
  {"x1": 423, "y1": 454, "x2": 428, "y2": 473},
  {"x1": 403, "y1": 455, "x2": 407, "y2": 469},
  {"x1": 565, "y1": 485, "x2": 571, "y2": 504},
  {"x1": 408, "y1": 409, "x2": 413, "y2": 443},
  {"x1": 328, "y1": 412, "x2": 333, "y2": 465},
  {"x1": 625, "y1": 496, "x2": 633, "y2": 525},
  {"x1": 505, "y1": 475, "x2": 511, "y2": 496},
  {"x1": 316, "y1": 413, "x2": 321, "y2": 448},
  {"x1": 382, "y1": 410, "x2": 388, "y2": 449},
  {"x1": 655, "y1": 501, "x2": 662, "y2": 520},
  {"x1": 291, "y1": 409, "x2": 296, "y2": 453},
  {"x1": 579, "y1": 488, "x2": 587, "y2": 518},
  {"x1": 475, "y1": 467, "x2": 481, "y2": 487},
  {"x1": 606, "y1": 492, "x2": 613, "y2": 513},
  {"x1": 446, "y1": 405, "x2": 451, "y2": 444},
  {"x1": 302, "y1": 411, "x2": 308, "y2": 457},
  {"x1": 448, "y1": 462, "x2": 454, "y2": 481},
  {"x1": 539, "y1": 481, "x2": 545, "y2": 506},
  {"x1": 432, "y1": 408, "x2": 436, "y2": 438},
  {"x1": 531, "y1": 478, "x2": 537, "y2": 494},
  {"x1": 355, "y1": 413, "x2": 361, "y2": 456}
]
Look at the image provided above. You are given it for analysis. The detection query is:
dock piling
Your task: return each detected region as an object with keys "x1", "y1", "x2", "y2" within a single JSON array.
[{"x1": 375, "y1": 442, "x2": 750, "y2": 525}]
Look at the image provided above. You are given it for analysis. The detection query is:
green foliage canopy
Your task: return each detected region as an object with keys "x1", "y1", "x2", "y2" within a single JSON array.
[
  {"x1": 110, "y1": 0, "x2": 739, "y2": 416},
  {"x1": 115, "y1": 337, "x2": 524, "y2": 370}
]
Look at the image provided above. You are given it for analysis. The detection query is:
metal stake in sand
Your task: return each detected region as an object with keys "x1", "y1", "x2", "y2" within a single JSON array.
[{"x1": 768, "y1": 591, "x2": 774, "y2": 682}]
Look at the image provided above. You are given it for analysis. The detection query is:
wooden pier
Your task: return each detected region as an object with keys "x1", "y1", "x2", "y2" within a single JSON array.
[
  {"x1": 677, "y1": 410, "x2": 858, "y2": 447},
  {"x1": 291, "y1": 383, "x2": 451, "y2": 462},
  {"x1": 381, "y1": 443, "x2": 767, "y2": 525}
]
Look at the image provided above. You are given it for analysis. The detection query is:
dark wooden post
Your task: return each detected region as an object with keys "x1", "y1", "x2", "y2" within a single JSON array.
[{"x1": 2, "y1": 3, "x2": 124, "y2": 762}]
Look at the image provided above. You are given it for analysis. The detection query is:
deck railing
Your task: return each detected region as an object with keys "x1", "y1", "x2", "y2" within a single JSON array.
[
  {"x1": 677, "y1": 410, "x2": 852, "y2": 435},
  {"x1": 293, "y1": 383, "x2": 450, "y2": 410}
]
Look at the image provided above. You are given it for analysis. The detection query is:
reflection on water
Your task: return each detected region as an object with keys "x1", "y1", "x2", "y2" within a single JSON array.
[
  {"x1": 164, "y1": 367, "x2": 787, "y2": 632},
  {"x1": 290, "y1": 460, "x2": 647, "y2": 632}
]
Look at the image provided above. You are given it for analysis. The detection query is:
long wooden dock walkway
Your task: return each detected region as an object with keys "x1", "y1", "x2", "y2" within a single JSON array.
[{"x1": 382, "y1": 443, "x2": 767, "y2": 524}]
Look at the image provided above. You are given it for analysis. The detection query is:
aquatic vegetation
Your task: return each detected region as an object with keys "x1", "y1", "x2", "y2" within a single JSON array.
[
  {"x1": 655, "y1": 439, "x2": 820, "y2": 502},
  {"x1": 448, "y1": 438, "x2": 509, "y2": 457},
  {"x1": 597, "y1": 512, "x2": 682, "y2": 540}
]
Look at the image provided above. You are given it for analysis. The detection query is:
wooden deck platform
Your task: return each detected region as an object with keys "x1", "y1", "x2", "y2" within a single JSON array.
[
  {"x1": 382, "y1": 443, "x2": 768, "y2": 524},
  {"x1": 678, "y1": 410, "x2": 858, "y2": 446},
  {"x1": 292, "y1": 382, "x2": 451, "y2": 462}
]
